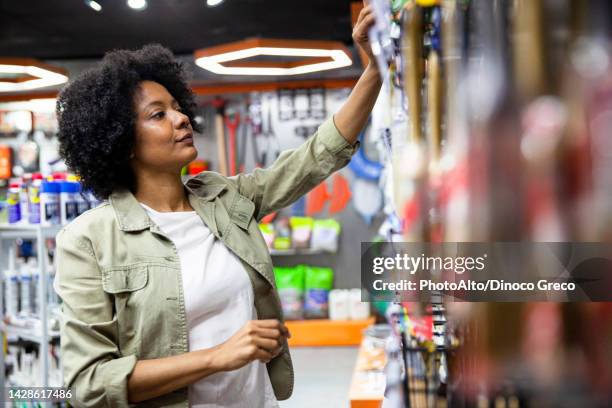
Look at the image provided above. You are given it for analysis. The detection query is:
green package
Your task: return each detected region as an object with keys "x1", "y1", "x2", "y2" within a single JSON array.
[
  {"x1": 274, "y1": 265, "x2": 306, "y2": 320},
  {"x1": 289, "y1": 216, "x2": 314, "y2": 249},
  {"x1": 304, "y1": 266, "x2": 334, "y2": 319}
]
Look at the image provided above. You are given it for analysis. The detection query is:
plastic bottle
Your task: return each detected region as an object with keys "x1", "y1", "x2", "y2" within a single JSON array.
[
  {"x1": 329, "y1": 289, "x2": 350, "y2": 320},
  {"x1": 349, "y1": 288, "x2": 370, "y2": 320},
  {"x1": 28, "y1": 173, "x2": 43, "y2": 224},
  {"x1": 48, "y1": 267, "x2": 59, "y2": 307},
  {"x1": 4, "y1": 268, "x2": 20, "y2": 318},
  {"x1": 19, "y1": 175, "x2": 31, "y2": 224},
  {"x1": 60, "y1": 180, "x2": 80, "y2": 224},
  {"x1": 40, "y1": 179, "x2": 61, "y2": 226},
  {"x1": 28, "y1": 258, "x2": 39, "y2": 314},
  {"x1": 19, "y1": 260, "x2": 32, "y2": 316},
  {"x1": 7, "y1": 182, "x2": 22, "y2": 224}
]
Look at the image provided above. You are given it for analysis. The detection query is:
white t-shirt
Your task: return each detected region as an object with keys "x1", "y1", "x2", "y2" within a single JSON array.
[{"x1": 141, "y1": 203, "x2": 279, "y2": 408}]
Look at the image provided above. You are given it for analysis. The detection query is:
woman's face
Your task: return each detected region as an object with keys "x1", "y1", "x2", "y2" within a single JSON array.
[{"x1": 131, "y1": 80, "x2": 197, "y2": 173}]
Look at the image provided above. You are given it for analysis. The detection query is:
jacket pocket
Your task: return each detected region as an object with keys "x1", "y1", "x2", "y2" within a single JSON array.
[
  {"x1": 101, "y1": 263, "x2": 150, "y2": 356},
  {"x1": 101, "y1": 264, "x2": 149, "y2": 294},
  {"x1": 230, "y1": 194, "x2": 255, "y2": 231}
]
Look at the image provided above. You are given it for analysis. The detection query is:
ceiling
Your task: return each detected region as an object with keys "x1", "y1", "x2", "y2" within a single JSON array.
[{"x1": 0, "y1": 0, "x2": 357, "y2": 60}]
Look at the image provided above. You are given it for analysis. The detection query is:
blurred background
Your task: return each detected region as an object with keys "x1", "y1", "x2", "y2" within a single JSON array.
[{"x1": 0, "y1": 0, "x2": 611, "y2": 407}]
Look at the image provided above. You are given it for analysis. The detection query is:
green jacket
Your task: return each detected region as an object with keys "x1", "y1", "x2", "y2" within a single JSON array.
[{"x1": 55, "y1": 117, "x2": 358, "y2": 407}]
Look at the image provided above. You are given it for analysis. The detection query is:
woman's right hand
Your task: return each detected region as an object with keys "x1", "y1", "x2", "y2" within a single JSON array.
[{"x1": 212, "y1": 319, "x2": 291, "y2": 372}]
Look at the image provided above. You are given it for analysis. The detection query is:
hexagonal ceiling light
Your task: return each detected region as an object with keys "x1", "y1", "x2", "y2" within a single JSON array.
[
  {"x1": 194, "y1": 38, "x2": 352, "y2": 76},
  {"x1": 0, "y1": 58, "x2": 68, "y2": 92}
]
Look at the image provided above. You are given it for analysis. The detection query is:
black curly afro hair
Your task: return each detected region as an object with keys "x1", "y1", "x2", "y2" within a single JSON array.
[{"x1": 56, "y1": 44, "x2": 200, "y2": 200}]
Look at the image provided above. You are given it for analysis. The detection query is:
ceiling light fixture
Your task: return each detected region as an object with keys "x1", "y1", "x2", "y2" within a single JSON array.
[
  {"x1": 127, "y1": 0, "x2": 147, "y2": 10},
  {"x1": 0, "y1": 59, "x2": 68, "y2": 92},
  {"x1": 206, "y1": 0, "x2": 224, "y2": 6},
  {"x1": 194, "y1": 39, "x2": 352, "y2": 76},
  {"x1": 86, "y1": 0, "x2": 102, "y2": 12}
]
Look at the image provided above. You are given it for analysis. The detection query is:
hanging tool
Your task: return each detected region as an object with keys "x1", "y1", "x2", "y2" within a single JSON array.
[
  {"x1": 224, "y1": 110, "x2": 240, "y2": 176},
  {"x1": 16, "y1": 112, "x2": 40, "y2": 174},
  {"x1": 248, "y1": 95, "x2": 266, "y2": 168},
  {"x1": 403, "y1": 3, "x2": 424, "y2": 144},
  {"x1": 294, "y1": 89, "x2": 310, "y2": 120},
  {"x1": 278, "y1": 89, "x2": 295, "y2": 121},
  {"x1": 426, "y1": 6, "x2": 444, "y2": 242},
  {"x1": 212, "y1": 97, "x2": 228, "y2": 176},
  {"x1": 427, "y1": 8, "x2": 442, "y2": 163},
  {"x1": 396, "y1": 3, "x2": 429, "y2": 242},
  {"x1": 440, "y1": 0, "x2": 471, "y2": 242},
  {"x1": 262, "y1": 94, "x2": 281, "y2": 167},
  {"x1": 237, "y1": 102, "x2": 249, "y2": 173}
]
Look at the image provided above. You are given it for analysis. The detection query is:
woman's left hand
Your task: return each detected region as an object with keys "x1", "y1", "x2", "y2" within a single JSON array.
[{"x1": 352, "y1": 1, "x2": 377, "y2": 65}]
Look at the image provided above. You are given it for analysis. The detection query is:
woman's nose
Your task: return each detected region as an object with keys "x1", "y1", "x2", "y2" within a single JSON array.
[{"x1": 173, "y1": 110, "x2": 190, "y2": 129}]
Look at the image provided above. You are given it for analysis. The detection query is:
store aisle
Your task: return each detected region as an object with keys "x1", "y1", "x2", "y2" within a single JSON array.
[{"x1": 279, "y1": 347, "x2": 359, "y2": 408}]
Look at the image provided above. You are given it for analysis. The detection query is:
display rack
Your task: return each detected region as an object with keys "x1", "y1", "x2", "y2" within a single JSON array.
[
  {"x1": 269, "y1": 248, "x2": 327, "y2": 256},
  {"x1": 285, "y1": 317, "x2": 376, "y2": 347},
  {"x1": 0, "y1": 224, "x2": 62, "y2": 401}
]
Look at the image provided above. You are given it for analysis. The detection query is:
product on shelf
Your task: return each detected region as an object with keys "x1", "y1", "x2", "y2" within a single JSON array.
[
  {"x1": 349, "y1": 288, "x2": 370, "y2": 320},
  {"x1": 40, "y1": 179, "x2": 61, "y2": 226},
  {"x1": 272, "y1": 217, "x2": 291, "y2": 250},
  {"x1": 7, "y1": 181, "x2": 21, "y2": 224},
  {"x1": 0, "y1": 200, "x2": 7, "y2": 224},
  {"x1": 329, "y1": 288, "x2": 371, "y2": 321},
  {"x1": 258, "y1": 223, "x2": 275, "y2": 250},
  {"x1": 304, "y1": 266, "x2": 334, "y2": 319},
  {"x1": 4, "y1": 267, "x2": 20, "y2": 318},
  {"x1": 289, "y1": 216, "x2": 313, "y2": 249},
  {"x1": 28, "y1": 173, "x2": 43, "y2": 224},
  {"x1": 19, "y1": 174, "x2": 31, "y2": 223},
  {"x1": 60, "y1": 179, "x2": 80, "y2": 224},
  {"x1": 310, "y1": 218, "x2": 341, "y2": 253},
  {"x1": 1, "y1": 172, "x2": 96, "y2": 227},
  {"x1": 273, "y1": 265, "x2": 305, "y2": 320},
  {"x1": 0, "y1": 144, "x2": 12, "y2": 179},
  {"x1": 329, "y1": 289, "x2": 350, "y2": 320},
  {"x1": 19, "y1": 259, "x2": 33, "y2": 316}
]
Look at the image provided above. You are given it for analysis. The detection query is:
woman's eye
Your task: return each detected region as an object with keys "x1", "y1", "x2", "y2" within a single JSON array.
[{"x1": 152, "y1": 111, "x2": 165, "y2": 119}]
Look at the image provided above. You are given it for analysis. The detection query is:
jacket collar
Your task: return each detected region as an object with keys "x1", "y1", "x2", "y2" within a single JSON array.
[{"x1": 109, "y1": 180, "x2": 226, "y2": 232}]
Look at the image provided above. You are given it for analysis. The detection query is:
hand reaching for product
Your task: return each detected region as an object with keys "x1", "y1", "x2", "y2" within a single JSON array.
[
  {"x1": 213, "y1": 319, "x2": 291, "y2": 371},
  {"x1": 353, "y1": 1, "x2": 377, "y2": 64}
]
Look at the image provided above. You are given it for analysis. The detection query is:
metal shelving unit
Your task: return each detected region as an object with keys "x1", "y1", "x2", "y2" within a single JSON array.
[
  {"x1": 269, "y1": 248, "x2": 328, "y2": 256},
  {"x1": 0, "y1": 224, "x2": 62, "y2": 402}
]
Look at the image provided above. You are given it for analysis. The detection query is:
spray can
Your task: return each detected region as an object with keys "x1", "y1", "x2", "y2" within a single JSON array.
[
  {"x1": 7, "y1": 182, "x2": 21, "y2": 224},
  {"x1": 20, "y1": 175, "x2": 31, "y2": 224},
  {"x1": 28, "y1": 173, "x2": 43, "y2": 224},
  {"x1": 40, "y1": 179, "x2": 61, "y2": 226}
]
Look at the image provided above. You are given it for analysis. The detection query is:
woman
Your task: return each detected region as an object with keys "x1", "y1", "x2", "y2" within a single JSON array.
[{"x1": 54, "y1": 5, "x2": 380, "y2": 408}]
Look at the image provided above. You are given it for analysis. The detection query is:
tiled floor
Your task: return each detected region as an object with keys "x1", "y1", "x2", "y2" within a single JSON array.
[{"x1": 278, "y1": 347, "x2": 359, "y2": 408}]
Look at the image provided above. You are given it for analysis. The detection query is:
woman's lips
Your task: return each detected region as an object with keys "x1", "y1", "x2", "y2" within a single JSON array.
[{"x1": 177, "y1": 135, "x2": 194, "y2": 145}]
